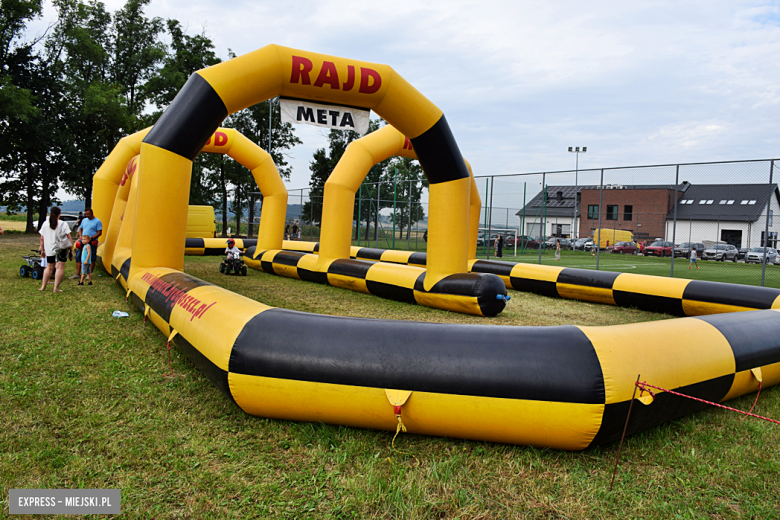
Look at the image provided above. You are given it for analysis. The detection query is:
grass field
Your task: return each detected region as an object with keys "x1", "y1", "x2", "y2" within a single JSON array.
[{"x1": 2, "y1": 233, "x2": 779, "y2": 519}]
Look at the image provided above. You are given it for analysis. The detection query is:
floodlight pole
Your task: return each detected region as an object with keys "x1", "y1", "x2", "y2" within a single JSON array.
[{"x1": 568, "y1": 146, "x2": 586, "y2": 240}]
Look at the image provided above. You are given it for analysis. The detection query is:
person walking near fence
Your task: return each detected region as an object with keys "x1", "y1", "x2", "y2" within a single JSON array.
[
  {"x1": 495, "y1": 234, "x2": 503, "y2": 258},
  {"x1": 38, "y1": 206, "x2": 71, "y2": 293},
  {"x1": 292, "y1": 223, "x2": 299, "y2": 241},
  {"x1": 689, "y1": 248, "x2": 699, "y2": 270},
  {"x1": 555, "y1": 239, "x2": 561, "y2": 261}
]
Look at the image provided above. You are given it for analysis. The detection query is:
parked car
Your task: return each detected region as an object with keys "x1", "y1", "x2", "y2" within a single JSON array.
[
  {"x1": 610, "y1": 241, "x2": 637, "y2": 254},
  {"x1": 572, "y1": 238, "x2": 590, "y2": 251},
  {"x1": 583, "y1": 238, "x2": 595, "y2": 251},
  {"x1": 737, "y1": 247, "x2": 750, "y2": 260},
  {"x1": 702, "y1": 243, "x2": 739, "y2": 262},
  {"x1": 745, "y1": 247, "x2": 779, "y2": 265},
  {"x1": 507, "y1": 235, "x2": 539, "y2": 249},
  {"x1": 644, "y1": 240, "x2": 674, "y2": 257},
  {"x1": 673, "y1": 242, "x2": 706, "y2": 259}
]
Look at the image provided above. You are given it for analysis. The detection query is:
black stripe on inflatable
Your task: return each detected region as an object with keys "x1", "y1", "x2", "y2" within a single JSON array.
[
  {"x1": 273, "y1": 251, "x2": 306, "y2": 267},
  {"x1": 508, "y1": 277, "x2": 560, "y2": 298},
  {"x1": 144, "y1": 272, "x2": 213, "y2": 323},
  {"x1": 365, "y1": 280, "x2": 417, "y2": 304},
  {"x1": 355, "y1": 248, "x2": 383, "y2": 261},
  {"x1": 129, "y1": 292, "x2": 145, "y2": 314},
  {"x1": 409, "y1": 115, "x2": 470, "y2": 185},
  {"x1": 298, "y1": 268, "x2": 329, "y2": 285},
  {"x1": 143, "y1": 74, "x2": 228, "y2": 160},
  {"x1": 408, "y1": 252, "x2": 427, "y2": 266},
  {"x1": 111, "y1": 263, "x2": 120, "y2": 279},
  {"x1": 415, "y1": 273, "x2": 507, "y2": 317},
  {"x1": 313, "y1": 243, "x2": 319, "y2": 252},
  {"x1": 612, "y1": 291, "x2": 684, "y2": 316},
  {"x1": 229, "y1": 309, "x2": 605, "y2": 404},
  {"x1": 120, "y1": 257, "x2": 131, "y2": 282},
  {"x1": 695, "y1": 310, "x2": 780, "y2": 372},
  {"x1": 327, "y1": 259, "x2": 373, "y2": 279},
  {"x1": 471, "y1": 259, "x2": 515, "y2": 277},
  {"x1": 557, "y1": 268, "x2": 619, "y2": 289},
  {"x1": 589, "y1": 374, "x2": 734, "y2": 446},
  {"x1": 185, "y1": 238, "x2": 205, "y2": 248},
  {"x1": 203, "y1": 248, "x2": 225, "y2": 256},
  {"x1": 260, "y1": 261, "x2": 275, "y2": 274},
  {"x1": 683, "y1": 280, "x2": 780, "y2": 310},
  {"x1": 242, "y1": 239, "x2": 257, "y2": 248},
  {"x1": 172, "y1": 333, "x2": 235, "y2": 404}
]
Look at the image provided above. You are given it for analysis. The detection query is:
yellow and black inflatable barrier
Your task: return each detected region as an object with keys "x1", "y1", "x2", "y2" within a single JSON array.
[
  {"x1": 93, "y1": 45, "x2": 780, "y2": 449},
  {"x1": 241, "y1": 123, "x2": 504, "y2": 315},
  {"x1": 277, "y1": 242, "x2": 780, "y2": 316}
]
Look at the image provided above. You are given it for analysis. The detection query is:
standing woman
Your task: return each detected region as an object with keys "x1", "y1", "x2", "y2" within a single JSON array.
[
  {"x1": 555, "y1": 239, "x2": 561, "y2": 261},
  {"x1": 39, "y1": 207, "x2": 71, "y2": 292}
]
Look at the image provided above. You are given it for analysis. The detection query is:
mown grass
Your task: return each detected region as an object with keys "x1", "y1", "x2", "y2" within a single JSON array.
[{"x1": 1, "y1": 233, "x2": 779, "y2": 519}]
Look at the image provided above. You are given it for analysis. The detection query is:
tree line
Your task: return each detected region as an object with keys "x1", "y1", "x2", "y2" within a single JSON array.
[{"x1": 0, "y1": 0, "x2": 427, "y2": 237}]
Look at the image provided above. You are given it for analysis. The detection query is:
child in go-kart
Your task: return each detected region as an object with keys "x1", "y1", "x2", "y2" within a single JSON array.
[{"x1": 225, "y1": 239, "x2": 241, "y2": 260}]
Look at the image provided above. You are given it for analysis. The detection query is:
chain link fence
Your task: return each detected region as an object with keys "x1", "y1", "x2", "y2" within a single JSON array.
[{"x1": 243, "y1": 158, "x2": 779, "y2": 288}]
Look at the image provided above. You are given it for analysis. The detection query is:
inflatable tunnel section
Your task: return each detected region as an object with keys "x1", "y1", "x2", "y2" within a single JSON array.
[
  {"x1": 97, "y1": 44, "x2": 780, "y2": 450},
  {"x1": 243, "y1": 124, "x2": 501, "y2": 316},
  {"x1": 96, "y1": 127, "x2": 287, "y2": 289}
]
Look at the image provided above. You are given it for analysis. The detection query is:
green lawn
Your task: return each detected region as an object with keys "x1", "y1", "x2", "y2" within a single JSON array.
[{"x1": 1, "y1": 233, "x2": 779, "y2": 519}]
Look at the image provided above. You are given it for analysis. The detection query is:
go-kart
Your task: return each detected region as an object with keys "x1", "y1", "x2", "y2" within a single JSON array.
[
  {"x1": 19, "y1": 250, "x2": 45, "y2": 280},
  {"x1": 220, "y1": 252, "x2": 247, "y2": 276}
]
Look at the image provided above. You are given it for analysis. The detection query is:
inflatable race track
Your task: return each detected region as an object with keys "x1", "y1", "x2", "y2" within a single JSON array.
[{"x1": 93, "y1": 45, "x2": 780, "y2": 450}]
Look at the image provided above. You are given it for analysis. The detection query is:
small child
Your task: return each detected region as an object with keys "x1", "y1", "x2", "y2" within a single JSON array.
[
  {"x1": 225, "y1": 239, "x2": 241, "y2": 260},
  {"x1": 78, "y1": 235, "x2": 93, "y2": 285},
  {"x1": 689, "y1": 248, "x2": 699, "y2": 270}
]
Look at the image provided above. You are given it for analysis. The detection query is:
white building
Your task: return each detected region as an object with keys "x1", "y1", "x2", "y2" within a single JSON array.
[{"x1": 664, "y1": 184, "x2": 780, "y2": 248}]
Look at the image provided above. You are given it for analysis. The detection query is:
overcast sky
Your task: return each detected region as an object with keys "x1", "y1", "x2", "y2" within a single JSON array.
[{"x1": 27, "y1": 0, "x2": 780, "y2": 202}]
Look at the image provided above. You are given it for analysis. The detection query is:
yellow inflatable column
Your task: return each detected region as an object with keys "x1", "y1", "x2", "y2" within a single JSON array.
[
  {"x1": 92, "y1": 128, "x2": 150, "y2": 239},
  {"x1": 318, "y1": 125, "x2": 405, "y2": 269},
  {"x1": 111, "y1": 163, "x2": 140, "y2": 288},
  {"x1": 100, "y1": 156, "x2": 138, "y2": 272},
  {"x1": 131, "y1": 143, "x2": 193, "y2": 278},
  {"x1": 201, "y1": 129, "x2": 287, "y2": 251},
  {"x1": 465, "y1": 160, "x2": 480, "y2": 261}
]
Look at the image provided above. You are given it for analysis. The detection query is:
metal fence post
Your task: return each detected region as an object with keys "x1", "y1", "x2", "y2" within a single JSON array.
[
  {"x1": 487, "y1": 176, "x2": 494, "y2": 260},
  {"x1": 671, "y1": 165, "x2": 679, "y2": 277},
  {"x1": 538, "y1": 173, "x2": 546, "y2": 265},
  {"x1": 761, "y1": 159, "x2": 775, "y2": 286},
  {"x1": 407, "y1": 179, "x2": 412, "y2": 251},
  {"x1": 483, "y1": 178, "x2": 489, "y2": 257},
  {"x1": 596, "y1": 169, "x2": 604, "y2": 270}
]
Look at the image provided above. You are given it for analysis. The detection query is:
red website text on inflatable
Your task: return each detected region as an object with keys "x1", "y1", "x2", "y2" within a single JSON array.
[{"x1": 141, "y1": 272, "x2": 217, "y2": 322}]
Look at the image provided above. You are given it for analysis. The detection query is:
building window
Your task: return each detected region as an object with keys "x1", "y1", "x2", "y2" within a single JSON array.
[
  {"x1": 624, "y1": 205, "x2": 633, "y2": 221},
  {"x1": 606, "y1": 205, "x2": 618, "y2": 221},
  {"x1": 587, "y1": 205, "x2": 599, "y2": 220}
]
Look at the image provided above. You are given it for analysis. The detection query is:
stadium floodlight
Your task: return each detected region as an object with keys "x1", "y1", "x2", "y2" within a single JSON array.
[{"x1": 568, "y1": 146, "x2": 587, "y2": 239}]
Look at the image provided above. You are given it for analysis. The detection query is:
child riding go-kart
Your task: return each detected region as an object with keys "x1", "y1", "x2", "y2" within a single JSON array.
[{"x1": 220, "y1": 239, "x2": 247, "y2": 276}]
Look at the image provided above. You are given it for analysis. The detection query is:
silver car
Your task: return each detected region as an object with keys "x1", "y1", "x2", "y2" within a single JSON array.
[
  {"x1": 702, "y1": 243, "x2": 738, "y2": 262},
  {"x1": 745, "y1": 247, "x2": 779, "y2": 265}
]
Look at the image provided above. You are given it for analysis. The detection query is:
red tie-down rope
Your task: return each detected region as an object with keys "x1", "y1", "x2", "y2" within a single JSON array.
[
  {"x1": 611, "y1": 375, "x2": 777, "y2": 490},
  {"x1": 636, "y1": 380, "x2": 778, "y2": 425}
]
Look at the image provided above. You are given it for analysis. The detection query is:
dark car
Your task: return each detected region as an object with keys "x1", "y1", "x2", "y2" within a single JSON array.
[
  {"x1": 572, "y1": 238, "x2": 590, "y2": 250},
  {"x1": 506, "y1": 235, "x2": 539, "y2": 249},
  {"x1": 644, "y1": 240, "x2": 674, "y2": 257},
  {"x1": 674, "y1": 242, "x2": 706, "y2": 259},
  {"x1": 610, "y1": 241, "x2": 637, "y2": 254},
  {"x1": 737, "y1": 247, "x2": 750, "y2": 260}
]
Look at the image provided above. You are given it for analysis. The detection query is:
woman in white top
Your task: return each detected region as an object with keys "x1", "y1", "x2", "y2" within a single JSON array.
[{"x1": 38, "y1": 206, "x2": 71, "y2": 292}]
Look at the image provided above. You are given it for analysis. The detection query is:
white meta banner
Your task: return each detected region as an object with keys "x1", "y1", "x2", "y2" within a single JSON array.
[{"x1": 280, "y1": 98, "x2": 370, "y2": 134}]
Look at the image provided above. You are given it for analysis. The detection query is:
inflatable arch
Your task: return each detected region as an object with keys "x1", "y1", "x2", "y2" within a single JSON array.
[
  {"x1": 243, "y1": 124, "x2": 500, "y2": 316},
  {"x1": 97, "y1": 45, "x2": 780, "y2": 450},
  {"x1": 94, "y1": 127, "x2": 287, "y2": 285}
]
